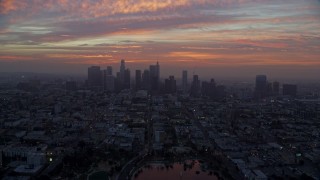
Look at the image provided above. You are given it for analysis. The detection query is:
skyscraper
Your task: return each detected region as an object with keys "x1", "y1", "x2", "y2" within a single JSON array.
[
  {"x1": 102, "y1": 69, "x2": 115, "y2": 92},
  {"x1": 124, "y1": 69, "x2": 131, "y2": 89},
  {"x1": 182, "y1": 70, "x2": 188, "y2": 93},
  {"x1": 105, "y1": 75, "x2": 115, "y2": 92},
  {"x1": 150, "y1": 62, "x2": 160, "y2": 92},
  {"x1": 135, "y1": 70, "x2": 142, "y2": 90},
  {"x1": 165, "y1": 75, "x2": 176, "y2": 94},
  {"x1": 190, "y1": 75, "x2": 200, "y2": 97},
  {"x1": 106, "y1": 66, "x2": 113, "y2": 76},
  {"x1": 202, "y1": 79, "x2": 216, "y2": 98},
  {"x1": 272, "y1": 81, "x2": 280, "y2": 95},
  {"x1": 88, "y1": 66, "x2": 102, "y2": 90},
  {"x1": 283, "y1": 84, "x2": 297, "y2": 97},
  {"x1": 255, "y1": 75, "x2": 267, "y2": 98},
  {"x1": 142, "y1": 69, "x2": 150, "y2": 90},
  {"x1": 120, "y1": 59, "x2": 125, "y2": 83},
  {"x1": 156, "y1": 61, "x2": 160, "y2": 80},
  {"x1": 115, "y1": 72, "x2": 121, "y2": 92}
]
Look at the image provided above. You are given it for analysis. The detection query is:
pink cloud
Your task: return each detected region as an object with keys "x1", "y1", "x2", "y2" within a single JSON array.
[
  {"x1": 0, "y1": 0, "x2": 270, "y2": 16},
  {"x1": 234, "y1": 39, "x2": 289, "y2": 49}
]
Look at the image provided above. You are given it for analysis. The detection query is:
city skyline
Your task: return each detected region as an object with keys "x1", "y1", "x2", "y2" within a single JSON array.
[
  {"x1": 85, "y1": 60, "x2": 298, "y2": 99},
  {"x1": 0, "y1": 0, "x2": 320, "y2": 79}
]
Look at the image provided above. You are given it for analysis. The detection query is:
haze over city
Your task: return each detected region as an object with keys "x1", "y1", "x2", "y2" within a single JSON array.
[
  {"x1": 0, "y1": 0, "x2": 320, "y2": 79},
  {"x1": 1, "y1": 1, "x2": 320, "y2": 180}
]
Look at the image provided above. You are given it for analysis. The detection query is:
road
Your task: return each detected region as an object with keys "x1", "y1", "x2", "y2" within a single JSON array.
[
  {"x1": 117, "y1": 95, "x2": 152, "y2": 180},
  {"x1": 183, "y1": 102, "x2": 241, "y2": 180}
]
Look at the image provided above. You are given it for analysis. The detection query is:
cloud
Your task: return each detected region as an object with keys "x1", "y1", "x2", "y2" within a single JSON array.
[
  {"x1": 78, "y1": 43, "x2": 88, "y2": 46},
  {"x1": 0, "y1": 0, "x2": 26, "y2": 14},
  {"x1": 0, "y1": 0, "x2": 262, "y2": 16},
  {"x1": 0, "y1": 0, "x2": 319, "y2": 72},
  {"x1": 234, "y1": 39, "x2": 288, "y2": 49}
]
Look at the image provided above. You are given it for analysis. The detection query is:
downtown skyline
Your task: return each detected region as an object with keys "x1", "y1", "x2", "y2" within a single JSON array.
[{"x1": 0, "y1": 0, "x2": 320, "y2": 79}]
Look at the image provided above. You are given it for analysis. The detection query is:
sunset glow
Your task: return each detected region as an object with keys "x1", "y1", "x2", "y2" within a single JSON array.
[{"x1": 0, "y1": 0, "x2": 320, "y2": 77}]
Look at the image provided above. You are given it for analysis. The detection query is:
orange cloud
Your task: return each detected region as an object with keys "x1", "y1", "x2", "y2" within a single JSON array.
[
  {"x1": 0, "y1": 0, "x2": 26, "y2": 14},
  {"x1": 234, "y1": 39, "x2": 289, "y2": 49},
  {"x1": 168, "y1": 51, "x2": 222, "y2": 59},
  {"x1": 0, "y1": 0, "x2": 267, "y2": 17},
  {"x1": 0, "y1": 55, "x2": 38, "y2": 61},
  {"x1": 46, "y1": 54, "x2": 113, "y2": 59}
]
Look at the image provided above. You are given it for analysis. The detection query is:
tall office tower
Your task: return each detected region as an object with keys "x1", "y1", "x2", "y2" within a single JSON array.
[
  {"x1": 105, "y1": 75, "x2": 115, "y2": 92},
  {"x1": 182, "y1": 70, "x2": 188, "y2": 93},
  {"x1": 201, "y1": 78, "x2": 216, "y2": 98},
  {"x1": 283, "y1": 84, "x2": 297, "y2": 97},
  {"x1": 88, "y1": 66, "x2": 102, "y2": 90},
  {"x1": 142, "y1": 69, "x2": 150, "y2": 90},
  {"x1": 102, "y1": 69, "x2": 114, "y2": 91},
  {"x1": 149, "y1": 65, "x2": 158, "y2": 90},
  {"x1": 135, "y1": 70, "x2": 142, "y2": 90},
  {"x1": 156, "y1": 61, "x2": 160, "y2": 80},
  {"x1": 255, "y1": 75, "x2": 267, "y2": 99},
  {"x1": 124, "y1": 69, "x2": 131, "y2": 89},
  {"x1": 272, "y1": 81, "x2": 280, "y2": 95},
  {"x1": 165, "y1": 76, "x2": 177, "y2": 94},
  {"x1": 190, "y1": 75, "x2": 201, "y2": 97},
  {"x1": 150, "y1": 62, "x2": 160, "y2": 91},
  {"x1": 120, "y1": 59, "x2": 125, "y2": 82},
  {"x1": 116, "y1": 72, "x2": 120, "y2": 81},
  {"x1": 115, "y1": 72, "x2": 121, "y2": 92},
  {"x1": 106, "y1": 66, "x2": 113, "y2": 76},
  {"x1": 267, "y1": 82, "x2": 273, "y2": 96}
]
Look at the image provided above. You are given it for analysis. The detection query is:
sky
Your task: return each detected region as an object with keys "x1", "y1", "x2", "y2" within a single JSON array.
[{"x1": 0, "y1": 0, "x2": 320, "y2": 80}]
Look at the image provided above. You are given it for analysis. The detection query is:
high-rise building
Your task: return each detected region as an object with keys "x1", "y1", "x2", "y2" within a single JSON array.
[
  {"x1": 202, "y1": 79, "x2": 216, "y2": 97},
  {"x1": 165, "y1": 76, "x2": 176, "y2": 94},
  {"x1": 150, "y1": 65, "x2": 156, "y2": 76},
  {"x1": 182, "y1": 70, "x2": 188, "y2": 93},
  {"x1": 124, "y1": 69, "x2": 131, "y2": 89},
  {"x1": 120, "y1": 59, "x2": 125, "y2": 83},
  {"x1": 102, "y1": 69, "x2": 115, "y2": 92},
  {"x1": 150, "y1": 66, "x2": 158, "y2": 91},
  {"x1": 88, "y1": 66, "x2": 102, "y2": 90},
  {"x1": 142, "y1": 69, "x2": 150, "y2": 90},
  {"x1": 190, "y1": 75, "x2": 201, "y2": 97},
  {"x1": 255, "y1": 75, "x2": 267, "y2": 98},
  {"x1": 135, "y1": 70, "x2": 142, "y2": 90},
  {"x1": 272, "y1": 81, "x2": 280, "y2": 95},
  {"x1": 283, "y1": 84, "x2": 297, "y2": 96},
  {"x1": 115, "y1": 72, "x2": 121, "y2": 92},
  {"x1": 106, "y1": 66, "x2": 113, "y2": 76},
  {"x1": 156, "y1": 61, "x2": 160, "y2": 80},
  {"x1": 149, "y1": 62, "x2": 160, "y2": 92},
  {"x1": 105, "y1": 75, "x2": 115, "y2": 92}
]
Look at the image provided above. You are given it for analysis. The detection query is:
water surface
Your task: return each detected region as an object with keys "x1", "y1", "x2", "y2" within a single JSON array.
[{"x1": 133, "y1": 160, "x2": 218, "y2": 180}]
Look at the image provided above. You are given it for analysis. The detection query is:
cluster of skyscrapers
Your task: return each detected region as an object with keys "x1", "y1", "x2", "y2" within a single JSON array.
[
  {"x1": 87, "y1": 59, "x2": 160, "y2": 93},
  {"x1": 86, "y1": 61, "x2": 297, "y2": 99},
  {"x1": 255, "y1": 75, "x2": 297, "y2": 99},
  {"x1": 86, "y1": 59, "x2": 226, "y2": 98}
]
